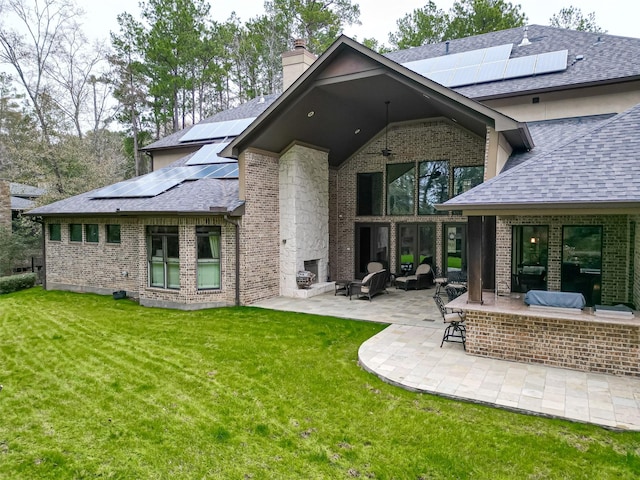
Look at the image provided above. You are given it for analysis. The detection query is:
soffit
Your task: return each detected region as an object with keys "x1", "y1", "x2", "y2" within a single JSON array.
[{"x1": 228, "y1": 42, "x2": 527, "y2": 166}]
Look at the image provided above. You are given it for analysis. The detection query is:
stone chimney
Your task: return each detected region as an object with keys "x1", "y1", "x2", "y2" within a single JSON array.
[
  {"x1": 281, "y1": 39, "x2": 317, "y2": 91},
  {"x1": 0, "y1": 179, "x2": 11, "y2": 231}
]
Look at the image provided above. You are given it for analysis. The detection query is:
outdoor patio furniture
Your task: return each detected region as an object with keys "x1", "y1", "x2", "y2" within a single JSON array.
[
  {"x1": 433, "y1": 266, "x2": 448, "y2": 296},
  {"x1": 434, "y1": 294, "x2": 466, "y2": 350},
  {"x1": 350, "y1": 269, "x2": 388, "y2": 301},
  {"x1": 395, "y1": 263, "x2": 433, "y2": 291},
  {"x1": 334, "y1": 279, "x2": 351, "y2": 296},
  {"x1": 445, "y1": 284, "x2": 467, "y2": 301}
]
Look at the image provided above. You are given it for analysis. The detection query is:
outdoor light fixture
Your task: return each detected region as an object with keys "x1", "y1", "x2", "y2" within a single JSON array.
[
  {"x1": 530, "y1": 237, "x2": 537, "y2": 244},
  {"x1": 354, "y1": 128, "x2": 361, "y2": 134},
  {"x1": 307, "y1": 110, "x2": 315, "y2": 117}
]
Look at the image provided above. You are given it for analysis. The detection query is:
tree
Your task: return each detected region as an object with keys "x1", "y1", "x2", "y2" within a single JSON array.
[
  {"x1": 389, "y1": 1, "x2": 448, "y2": 50},
  {"x1": 266, "y1": 0, "x2": 361, "y2": 54},
  {"x1": 0, "y1": 0, "x2": 83, "y2": 143},
  {"x1": 388, "y1": 0, "x2": 526, "y2": 50},
  {"x1": 445, "y1": 0, "x2": 526, "y2": 40},
  {"x1": 549, "y1": 6, "x2": 605, "y2": 33}
]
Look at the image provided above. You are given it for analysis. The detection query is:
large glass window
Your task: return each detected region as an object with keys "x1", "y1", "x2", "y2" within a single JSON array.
[
  {"x1": 418, "y1": 160, "x2": 449, "y2": 214},
  {"x1": 355, "y1": 224, "x2": 389, "y2": 278},
  {"x1": 106, "y1": 224, "x2": 121, "y2": 244},
  {"x1": 511, "y1": 225, "x2": 548, "y2": 293},
  {"x1": 562, "y1": 226, "x2": 602, "y2": 306},
  {"x1": 49, "y1": 223, "x2": 61, "y2": 241},
  {"x1": 387, "y1": 163, "x2": 414, "y2": 215},
  {"x1": 69, "y1": 224, "x2": 82, "y2": 242},
  {"x1": 85, "y1": 224, "x2": 99, "y2": 243},
  {"x1": 357, "y1": 172, "x2": 383, "y2": 216},
  {"x1": 397, "y1": 223, "x2": 436, "y2": 275},
  {"x1": 197, "y1": 226, "x2": 221, "y2": 290},
  {"x1": 148, "y1": 226, "x2": 180, "y2": 289},
  {"x1": 453, "y1": 166, "x2": 484, "y2": 196}
]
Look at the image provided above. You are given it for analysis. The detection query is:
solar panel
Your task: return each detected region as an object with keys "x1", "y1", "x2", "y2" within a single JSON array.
[
  {"x1": 185, "y1": 142, "x2": 231, "y2": 165},
  {"x1": 179, "y1": 117, "x2": 255, "y2": 142},
  {"x1": 403, "y1": 44, "x2": 569, "y2": 88},
  {"x1": 535, "y1": 50, "x2": 568, "y2": 74},
  {"x1": 449, "y1": 65, "x2": 480, "y2": 87},
  {"x1": 426, "y1": 69, "x2": 455, "y2": 85},
  {"x1": 504, "y1": 55, "x2": 537, "y2": 79},
  {"x1": 483, "y1": 44, "x2": 513, "y2": 63},
  {"x1": 91, "y1": 162, "x2": 239, "y2": 199},
  {"x1": 476, "y1": 60, "x2": 508, "y2": 83}
]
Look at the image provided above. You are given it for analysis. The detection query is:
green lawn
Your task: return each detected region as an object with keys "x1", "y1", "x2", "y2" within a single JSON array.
[{"x1": 1, "y1": 288, "x2": 639, "y2": 479}]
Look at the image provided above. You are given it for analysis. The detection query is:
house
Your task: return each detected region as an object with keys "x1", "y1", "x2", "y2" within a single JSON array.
[
  {"x1": 1, "y1": 180, "x2": 46, "y2": 229},
  {"x1": 27, "y1": 25, "x2": 640, "y2": 322}
]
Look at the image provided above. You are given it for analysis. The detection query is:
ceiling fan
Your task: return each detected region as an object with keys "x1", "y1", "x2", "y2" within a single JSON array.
[{"x1": 368, "y1": 100, "x2": 393, "y2": 157}]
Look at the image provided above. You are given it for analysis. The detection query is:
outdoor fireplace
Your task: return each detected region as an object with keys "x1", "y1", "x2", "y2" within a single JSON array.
[{"x1": 296, "y1": 260, "x2": 319, "y2": 289}]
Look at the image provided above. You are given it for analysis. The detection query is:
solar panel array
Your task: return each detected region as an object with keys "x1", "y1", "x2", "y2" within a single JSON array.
[
  {"x1": 179, "y1": 117, "x2": 255, "y2": 143},
  {"x1": 403, "y1": 44, "x2": 568, "y2": 88},
  {"x1": 92, "y1": 163, "x2": 239, "y2": 199},
  {"x1": 185, "y1": 142, "x2": 231, "y2": 165}
]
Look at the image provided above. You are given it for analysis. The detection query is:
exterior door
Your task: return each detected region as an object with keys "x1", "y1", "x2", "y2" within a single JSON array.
[
  {"x1": 396, "y1": 223, "x2": 436, "y2": 275},
  {"x1": 355, "y1": 224, "x2": 389, "y2": 279},
  {"x1": 444, "y1": 224, "x2": 467, "y2": 276}
]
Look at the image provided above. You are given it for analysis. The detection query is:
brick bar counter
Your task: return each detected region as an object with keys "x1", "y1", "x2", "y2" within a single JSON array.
[{"x1": 448, "y1": 293, "x2": 640, "y2": 377}]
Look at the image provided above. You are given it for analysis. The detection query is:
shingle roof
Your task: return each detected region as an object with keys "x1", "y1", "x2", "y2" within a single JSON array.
[
  {"x1": 504, "y1": 114, "x2": 616, "y2": 171},
  {"x1": 442, "y1": 102, "x2": 640, "y2": 209},
  {"x1": 11, "y1": 196, "x2": 35, "y2": 210},
  {"x1": 386, "y1": 25, "x2": 640, "y2": 100},
  {"x1": 142, "y1": 93, "x2": 278, "y2": 151},
  {"x1": 27, "y1": 177, "x2": 242, "y2": 216},
  {"x1": 10, "y1": 182, "x2": 46, "y2": 198}
]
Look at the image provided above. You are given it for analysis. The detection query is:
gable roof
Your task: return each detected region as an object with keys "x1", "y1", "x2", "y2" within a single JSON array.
[
  {"x1": 223, "y1": 35, "x2": 531, "y2": 164},
  {"x1": 440, "y1": 102, "x2": 640, "y2": 212},
  {"x1": 386, "y1": 25, "x2": 640, "y2": 100}
]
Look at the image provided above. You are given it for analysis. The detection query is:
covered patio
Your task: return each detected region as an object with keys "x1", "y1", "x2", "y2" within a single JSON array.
[{"x1": 254, "y1": 288, "x2": 640, "y2": 430}]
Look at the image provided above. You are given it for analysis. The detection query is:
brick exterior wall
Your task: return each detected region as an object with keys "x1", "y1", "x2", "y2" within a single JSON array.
[
  {"x1": 331, "y1": 119, "x2": 486, "y2": 280},
  {"x1": 0, "y1": 180, "x2": 11, "y2": 231},
  {"x1": 496, "y1": 215, "x2": 632, "y2": 306},
  {"x1": 43, "y1": 216, "x2": 237, "y2": 310},
  {"x1": 238, "y1": 150, "x2": 280, "y2": 304},
  {"x1": 465, "y1": 309, "x2": 640, "y2": 377}
]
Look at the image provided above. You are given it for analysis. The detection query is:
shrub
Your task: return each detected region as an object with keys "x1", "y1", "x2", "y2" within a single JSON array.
[{"x1": 0, "y1": 272, "x2": 37, "y2": 294}]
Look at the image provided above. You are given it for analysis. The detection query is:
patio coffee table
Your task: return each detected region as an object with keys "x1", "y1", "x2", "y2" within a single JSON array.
[{"x1": 334, "y1": 280, "x2": 351, "y2": 296}]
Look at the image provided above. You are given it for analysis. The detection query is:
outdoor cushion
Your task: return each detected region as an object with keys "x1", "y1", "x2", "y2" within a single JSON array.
[{"x1": 361, "y1": 271, "x2": 376, "y2": 284}]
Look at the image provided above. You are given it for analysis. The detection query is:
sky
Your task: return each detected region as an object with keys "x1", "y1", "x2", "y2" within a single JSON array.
[{"x1": 85, "y1": 0, "x2": 640, "y2": 46}]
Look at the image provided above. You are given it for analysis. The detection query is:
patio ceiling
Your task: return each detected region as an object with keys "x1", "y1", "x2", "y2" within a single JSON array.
[{"x1": 225, "y1": 37, "x2": 531, "y2": 166}]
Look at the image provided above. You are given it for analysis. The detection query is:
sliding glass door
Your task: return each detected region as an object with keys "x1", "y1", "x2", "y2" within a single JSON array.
[
  {"x1": 444, "y1": 224, "x2": 466, "y2": 276},
  {"x1": 561, "y1": 226, "x2": 602, "y2": 305},
  {"x1": 355, "y1": 224, "x2": 390, "y2": 279},
  {"x1": 396, "y1": 224, "x2": 436, "y2": 275}
]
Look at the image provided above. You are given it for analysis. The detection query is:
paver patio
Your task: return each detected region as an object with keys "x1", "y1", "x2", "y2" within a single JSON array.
[{"x1": 254, "y1": 286, "x2": 640, "y2": 430}]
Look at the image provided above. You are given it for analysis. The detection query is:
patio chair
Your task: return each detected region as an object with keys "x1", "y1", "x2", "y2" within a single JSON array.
[
  {"x1": 395, "y1": 263, "x2": 433, "y2": 291},
  {"x1": 433, "y1": 266, "x2": 448, "y2": 296},
  {"x1": 434, "y1": 294, "x2": 466, "y2": 350},
  {"x1": 350, "y1": 269, "x2": 388, "y2": 301},
  {"x1": 445, "y1": 284, "x2": 467, "y2": 302}
]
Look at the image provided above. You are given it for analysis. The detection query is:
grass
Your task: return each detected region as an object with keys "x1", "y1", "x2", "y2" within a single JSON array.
[{"x1": 1, "y1": 288, "x2": 640, "y2": 479}]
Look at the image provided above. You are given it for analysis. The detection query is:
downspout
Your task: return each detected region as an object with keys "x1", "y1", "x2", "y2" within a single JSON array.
[
  {"x1": 223, "y1": 215, "x2": 241, "y2": 306},
  {"x1": 35, "y1": 217, "x2": 46, "y2": 289}
]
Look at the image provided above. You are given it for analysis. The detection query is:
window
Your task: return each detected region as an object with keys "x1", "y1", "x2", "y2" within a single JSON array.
[
  {"x1": 418, "y1": 160, "x2": 449, "y2": 214},
  {"x1": 397, "y1": 223, "x2": 436, "y2": 274},
  {"x1": 561, "y1": 226, "x2": 602, "y2": 306},
  {"x1": 197, "y1": 226, "x2": 221, "y2": 289},
  {"x1": 106, "y1": 224, "x2": 121, "y2": 244},
  {"x1": 148, "y1": 226, "x2": 180, "y2": 289},
  {"x1": 387, "y1": 163, "x2": 414, "y2": 215},
  {"x1": 357, "y1": 172, "x2": 383, "y2": 216},
  {"x1": 85, "y1": 224, "x2": 99, "y2": 243},
  {"x1": 453, "y1": 166, "x2": 484, "y2": 196},
  {"x1": 49, "y1": 223, "x2": 61, "y2": 241},
  {"x1": 69, "y1": 224, "x2": 82, "y2": 242},
  {"x1": 512, "y1": 226, "x2": 548, "y2": 293}
]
